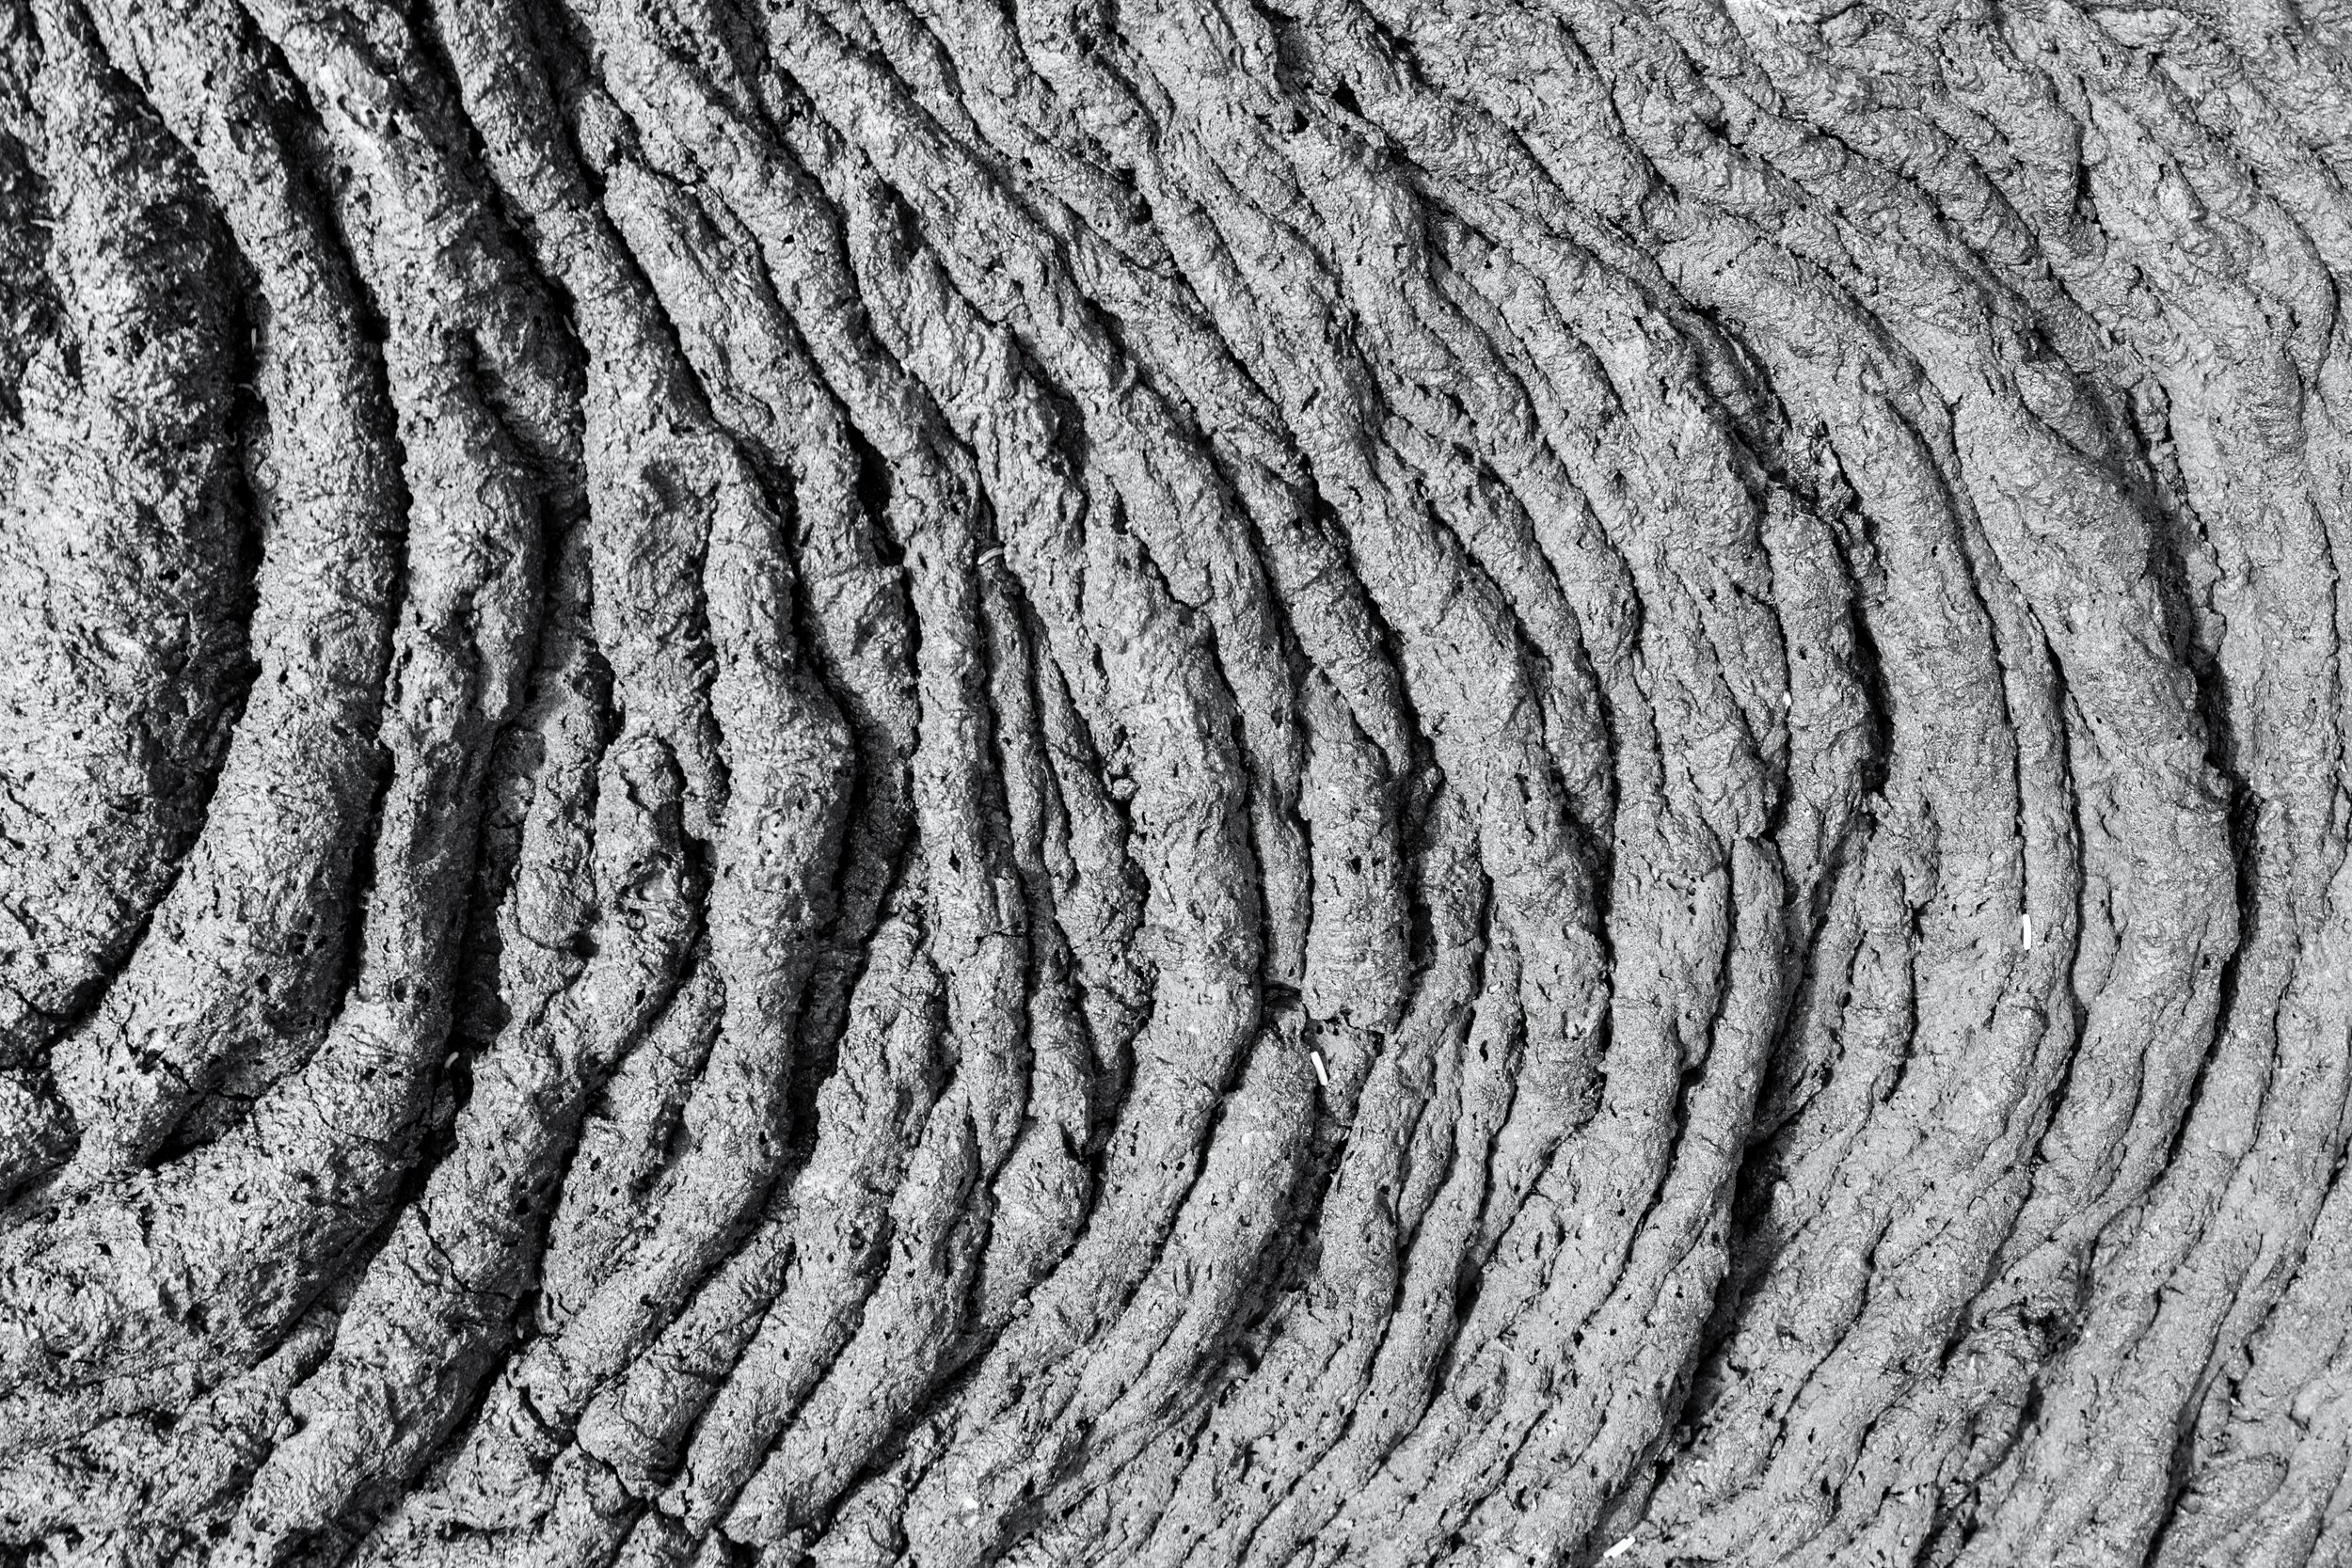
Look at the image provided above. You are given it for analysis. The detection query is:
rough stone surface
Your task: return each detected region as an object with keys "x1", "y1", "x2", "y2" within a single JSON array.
[{"x1": 3, "y1": 0, "x2": 2352, "y2": 1563}]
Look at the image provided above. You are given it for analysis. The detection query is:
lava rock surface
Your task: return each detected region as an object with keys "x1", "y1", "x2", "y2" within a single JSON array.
[{"x1": 3, "y1": 0, "x2": 2352, "y2": 1564}]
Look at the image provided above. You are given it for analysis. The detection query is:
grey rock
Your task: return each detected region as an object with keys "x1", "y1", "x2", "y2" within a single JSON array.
[{"x1": 3, "y1": 1, "x2": 2351, "y2": 1564}]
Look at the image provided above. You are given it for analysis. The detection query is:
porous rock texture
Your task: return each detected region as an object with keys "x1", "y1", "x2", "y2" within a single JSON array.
[{"x1": 3, "y1": 0, "x2": 2352, "y2": 1562}]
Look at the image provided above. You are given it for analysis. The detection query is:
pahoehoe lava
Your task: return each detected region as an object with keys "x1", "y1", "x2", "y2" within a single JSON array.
[{"x1": 3, "y1": 0, "x2": 2351, "y2": 1562}]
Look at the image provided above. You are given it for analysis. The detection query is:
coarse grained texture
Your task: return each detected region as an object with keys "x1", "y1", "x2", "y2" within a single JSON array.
[{"x1": 3, "y1": 0, "x2": 2352, "y2": 1563}]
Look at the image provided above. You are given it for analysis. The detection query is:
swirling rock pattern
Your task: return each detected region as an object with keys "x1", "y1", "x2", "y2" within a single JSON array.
[{"x1": 3, "y1": 0, "x2": 2351, "y2": 1562}]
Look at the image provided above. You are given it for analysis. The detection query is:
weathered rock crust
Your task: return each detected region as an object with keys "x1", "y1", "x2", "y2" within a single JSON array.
[{"x1": 3, "y1": 0, "x2": 2352, "y2": 1564}]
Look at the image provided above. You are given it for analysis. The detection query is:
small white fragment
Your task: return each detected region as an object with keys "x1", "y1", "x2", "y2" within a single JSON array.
[
  {"x1": 1310, "y1": 1048, "x2": 1330, "y2": 1089},
  {"x1": 2022, "y1": 911, "x2": 2033, "y2": 950},
  {"x1": 1601, "y1": 1539, "x2": 1638, "y2": 1561},
  {"x1": 977, "y1": 546, "x2": 1007, "y2": 569}
]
